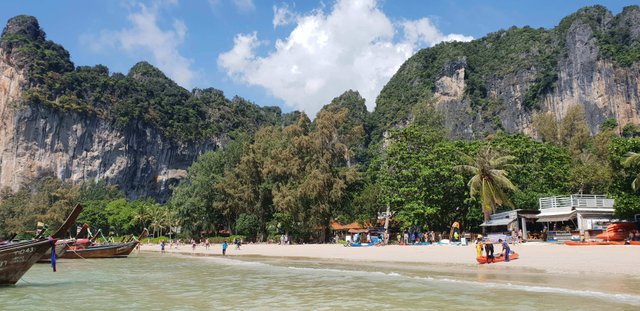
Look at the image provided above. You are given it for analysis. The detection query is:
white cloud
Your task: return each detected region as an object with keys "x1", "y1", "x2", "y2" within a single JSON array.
[
  {"x1": 218, "y1": 0, "x2": 472, "y2": 116},
  {"x1": 273, "y1": 4, "x2": 298, "y2": 28},
  {"x1": 83, "y1": 0, "x2": 195, "y2": 88}
]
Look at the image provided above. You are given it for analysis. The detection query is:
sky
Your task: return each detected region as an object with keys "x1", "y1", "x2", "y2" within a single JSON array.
[{"x1": 0, "y1": 0, "x2": 636, "y2": 116}]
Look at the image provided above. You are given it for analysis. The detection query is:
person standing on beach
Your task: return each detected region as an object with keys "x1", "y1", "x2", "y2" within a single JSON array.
[
  {"x1": 475, "y1": 235, "x2": 483, "y2": 258},
  {"x1": 484, "y1": 242, "x2": 494, "y2": 263},
  {"x1": 518, "y1": 229, "x2": 523, "y2": 243},
  {"x1": 205, "y1": 239, "x2": 210, "y2": 250},
  {"x1": 160, "y1": 240, "x2": 166, "y2": 254},
  {"x1": 222, "y1": 241, "x2": 228, "y2": 255},
  {"x1": 499, "y1": 239, "x2": 510, "y2": 262}
]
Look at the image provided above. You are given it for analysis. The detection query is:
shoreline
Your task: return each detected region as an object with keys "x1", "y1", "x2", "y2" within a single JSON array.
[{"x1": 139, "y1": 242, "x2": 640, "y2": 277}]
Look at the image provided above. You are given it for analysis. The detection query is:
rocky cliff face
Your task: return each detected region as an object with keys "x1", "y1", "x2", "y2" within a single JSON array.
[
  {"x1": 0, "y1": 16, "x2": 223, "y2": 201},
  {"x1": 0, "y1": 56, "x2": 219, "y2": 201},
  {"x1": 375, "y1": 5, "x2": 640, "y2": 139}
]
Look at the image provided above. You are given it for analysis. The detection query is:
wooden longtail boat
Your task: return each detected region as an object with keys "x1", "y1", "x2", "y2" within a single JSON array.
[
  {"x1": 62, "y1": 228, "x2": 148, "y2": 259},
  {"x1": 38, "y1": 223, "x2": 91, "y2": 263},
  {"x1": 0, "y1": 204, "x2": 83, "y2": 285},
  {"x1": 0, "y1": 234, "x2": 17, "y2": 246},
  {"x1": 37, "y1": 241, "x2": 70, "y2": 263}
]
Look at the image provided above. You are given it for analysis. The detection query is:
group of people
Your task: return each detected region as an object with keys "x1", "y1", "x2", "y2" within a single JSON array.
[
  {"x1": 159, "y1": 238, "x2": 237, "y2": 255},
  {"x1": 475, "y1": 235, "x2": 513, "y2": 263},
  {"x1": 397, "y1": 231, "x2": 440, "y2": 245},
  {"x1": 625, "y1": 230, "x2": 640, "y2": 244}
]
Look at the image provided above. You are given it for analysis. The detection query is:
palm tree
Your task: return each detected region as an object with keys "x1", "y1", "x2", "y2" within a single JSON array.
[
  {"x1": 133, "y1": 204, "x2": 149, "y2": 232},
  {"x1": 622, "y1": 151, "x2": 640, "y2": 190},
  {"x1": 455, "y1": 146, "x2": 519, "y2": 224},
  {"x1": 148, "y1": 205, "x2": 167, "y2": 238}
]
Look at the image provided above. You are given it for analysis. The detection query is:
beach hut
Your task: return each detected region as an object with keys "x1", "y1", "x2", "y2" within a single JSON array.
[
  {"x1": 480, "y1": 209, "x2": 539, "y2": 241},
  {"x1": 537, "y1": 194, "x2": 615, "y2": 240}
]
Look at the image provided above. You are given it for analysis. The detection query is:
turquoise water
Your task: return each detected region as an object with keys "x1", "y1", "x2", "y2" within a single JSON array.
[{"x1": 1, "y1": 252, "x2": 639, "y2": 310}]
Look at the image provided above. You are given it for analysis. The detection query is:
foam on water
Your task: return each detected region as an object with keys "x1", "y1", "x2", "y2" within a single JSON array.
[
  {"x1": 3, "y1": 254, "x2": 637, "y2": 310},
  {"x1": 278, "y1": 262, "x2": 640, "y2": 306}
]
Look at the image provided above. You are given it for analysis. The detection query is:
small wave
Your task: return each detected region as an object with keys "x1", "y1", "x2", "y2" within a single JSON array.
[
  {"x1": 410, "y1": 276, "x2": 640, "y2": 306},
  {"x1": 187, "y1": 254, "x2": 270, "y2": 267},
  {"x1": 190, "y1": 256, "x2": 640, "y2": 306},
  {"x1": 285, "y1": 266, "x2": 404, "y2": 279},
  {"x1": 281, "y1": 265, "x2": 640, "y2": 306}
]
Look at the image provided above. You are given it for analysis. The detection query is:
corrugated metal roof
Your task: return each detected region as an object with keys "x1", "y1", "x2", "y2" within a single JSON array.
[{"x1": 480, "y1": 218, "x2": 516, "y2": 227}]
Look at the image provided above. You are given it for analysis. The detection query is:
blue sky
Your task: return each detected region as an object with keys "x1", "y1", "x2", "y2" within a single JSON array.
[{"x1": 0, "y1": 0, "x2": 636, "y2": 115}]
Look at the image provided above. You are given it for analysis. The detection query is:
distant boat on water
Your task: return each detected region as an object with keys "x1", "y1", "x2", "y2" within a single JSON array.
[{"x1": 61, "y1": 228, "x2": 148, "y2": 259}]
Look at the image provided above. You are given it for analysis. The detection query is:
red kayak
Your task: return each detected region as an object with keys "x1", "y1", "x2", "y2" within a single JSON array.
[{"x1": 476, "y1": 252, "x2": 519, "y2": 264}]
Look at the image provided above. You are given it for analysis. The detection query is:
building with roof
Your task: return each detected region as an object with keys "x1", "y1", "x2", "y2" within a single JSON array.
[
  {"x1": 480, "y1": 209, "x2": 540, "y2": 240},
  {"x1": 536, "y1": 194, "x2": 615, "y2": 233}
]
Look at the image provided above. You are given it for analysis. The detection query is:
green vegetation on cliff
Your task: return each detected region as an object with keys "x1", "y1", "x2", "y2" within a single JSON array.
[
  {"x1": 0, "y1": 16, "x2": 295, "y2": 142},
  {"x1": 372, "y1": 5, "x2": 640, "y2": 140}
]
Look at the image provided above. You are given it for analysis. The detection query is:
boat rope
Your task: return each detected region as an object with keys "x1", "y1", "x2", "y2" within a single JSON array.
[{"x1": 69, "y1": 247, "x2": 88, "y2": 260}]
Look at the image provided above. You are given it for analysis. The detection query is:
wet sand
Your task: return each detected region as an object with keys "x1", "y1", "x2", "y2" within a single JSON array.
[{"x1": 140, "y1": 242, "x2": 640, "y2": 277}]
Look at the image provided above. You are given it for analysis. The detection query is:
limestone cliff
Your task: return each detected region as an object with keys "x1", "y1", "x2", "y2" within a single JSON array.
[
  {"x1": 0, "y1": 54, "x2": 219, "y2": 202},
  {"x1": 374, "y1": 5, "x2": 640, "y2": 139},
  {"x1": 0, "y1": 16, "x2": 286, "y2": 201}
]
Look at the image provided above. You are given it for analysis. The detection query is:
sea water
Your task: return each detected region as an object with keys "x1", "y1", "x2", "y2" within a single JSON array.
[{"x1": 1, "y1": 252, "x2": 639, "y2": 310}]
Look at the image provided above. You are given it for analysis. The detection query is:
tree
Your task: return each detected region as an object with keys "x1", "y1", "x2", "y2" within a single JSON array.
[
  {"x1": 558, "y1": 105, "x2": 591, "y2": 155},
  {"x1": 169, "y1": 131, "x2": 249, "y2": 236},
  {"x1": 235, "y1": 213, "x2": 259, "y2": 240},
  {"x1": 600, "y1": 118, "x2": 618, "y2": 131},
  {"x1": 622, "y1": 151, "x2": 640, "y2": 191},
  {"x1": 456, "y1": 146, "x2": 518, "y2": 223},
  {"x1": 0, "y1": 176, "x2": 79, "y2": 238},
  {"x1": 622, "y1": 123, "x2": 640, "y2": 138},
  {"x1": 532, "y1": 112, "x2": 559, "y2": 144}
]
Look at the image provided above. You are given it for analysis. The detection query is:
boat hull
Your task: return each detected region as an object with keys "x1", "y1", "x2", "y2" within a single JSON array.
[
  {"x1": 38, "y1": 241, "x2": 69, "y2": 262},
  {"x1": 476, "y1": 252, "x2": 519, "y2": 264},
  {"x1": 61, "y1": 241, "x2": 138, "y2": 259},
  {"x1": 0, "y1": 240, "x2": 52, "y2": 285}
]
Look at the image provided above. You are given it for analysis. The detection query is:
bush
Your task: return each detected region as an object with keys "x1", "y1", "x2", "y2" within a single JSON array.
[
  {"x1": 207, "y1": 235, "x2": 246, "y2": 244},
  {"x1": 145, "y1": 236, "x2": 171, "y2": 244},
  {"x1": 235, "y1": 213, "x2": 259, "y2": 239}
]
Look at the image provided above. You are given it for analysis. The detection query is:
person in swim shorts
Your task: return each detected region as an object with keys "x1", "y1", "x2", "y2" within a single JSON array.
[{"x1": 484, "y1": 241, "x2": 494, "y2": 263}]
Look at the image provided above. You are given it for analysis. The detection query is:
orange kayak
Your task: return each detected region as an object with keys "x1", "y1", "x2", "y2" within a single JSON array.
[
  {"x1": 595, "y1": 223, "x2": 637, "y2": 241},
  {"x1": 565, "y1": 241, "x2": 624, "y2": 246},
  {"x1": 476, "y1": 252, "x2": 519, "y2": 264}
]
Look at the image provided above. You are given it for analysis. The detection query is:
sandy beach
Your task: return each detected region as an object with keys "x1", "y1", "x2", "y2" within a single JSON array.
[{"x1": 140, "y1": 242, "x2": 640, "y2": 277}]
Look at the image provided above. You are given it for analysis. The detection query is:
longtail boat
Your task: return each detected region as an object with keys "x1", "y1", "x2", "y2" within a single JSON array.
[
  {"x1": 0, "y1": 204, "x2": 83, "y2": 285},
  {"x1": 0, "y1": 234, "x2": 17, "y2": 246},
  {"x1": 38, "y1": 223, "x2": 90, "y2": 262},
  {"x1": 37, "y1": 242, "x2": 69, "y2": 263},
  {"x1": 62, "y1": 228, "x2": 148, "y2": 259}
]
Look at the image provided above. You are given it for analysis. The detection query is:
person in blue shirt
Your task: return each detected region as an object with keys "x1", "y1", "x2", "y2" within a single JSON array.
[
  {"x1": 498, "y1": 239, "x2": 510, "y2": 262},
  {"x1": 222, "y1": 241, "x2": 228, "y2": 256}
]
